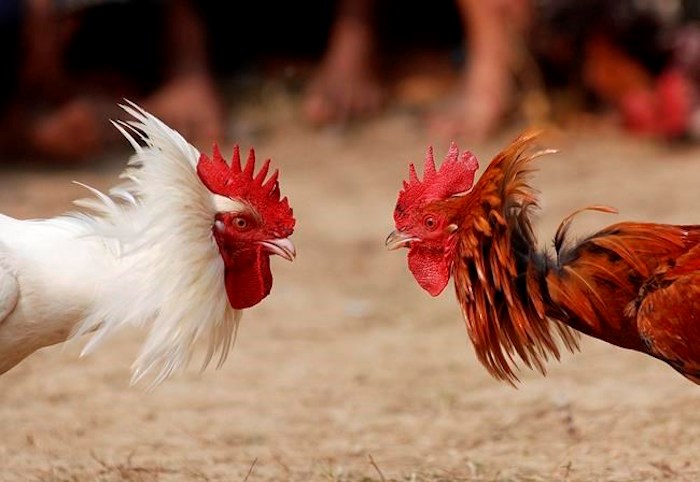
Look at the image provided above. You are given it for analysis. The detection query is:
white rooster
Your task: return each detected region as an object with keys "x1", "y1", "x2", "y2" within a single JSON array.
[{"x1": 0, "y1": 103, "x2": 296, "y2": 386}]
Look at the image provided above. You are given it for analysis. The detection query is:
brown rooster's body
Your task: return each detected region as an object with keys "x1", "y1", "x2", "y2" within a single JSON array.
[{"x1": 389, "y1": 132, "x2": 700, "y2": 385}]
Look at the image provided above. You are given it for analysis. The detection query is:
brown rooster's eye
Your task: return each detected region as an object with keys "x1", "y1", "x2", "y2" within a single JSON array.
[
  {"x1": 234, "y1": 217, "x2": 249, "y2": 230},
  {"x1": 424, "y1": 216, "x2": 438, "y2": 231}
]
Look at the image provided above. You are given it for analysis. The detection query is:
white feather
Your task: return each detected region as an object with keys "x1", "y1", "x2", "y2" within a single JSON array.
[
  {"x1": 0, "y1": 103, "x2": 251, "y2": 385},
  {"x1": 65, "y1": 102, "x2": 243, "y2": 387}
]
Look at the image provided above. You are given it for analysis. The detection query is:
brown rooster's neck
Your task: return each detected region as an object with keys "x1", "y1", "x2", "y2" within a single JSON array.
[
  {"x1": 450, "y1": 132, "x2": 581, "y2": 384},
  {"x1": 451, "y1": 196, "x2": 580, "y2": 385}
]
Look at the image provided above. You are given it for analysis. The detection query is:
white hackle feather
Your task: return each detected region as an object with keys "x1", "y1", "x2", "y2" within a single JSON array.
[{"x1": 70, "y1": 102, "x2": 241, "y2": 387}]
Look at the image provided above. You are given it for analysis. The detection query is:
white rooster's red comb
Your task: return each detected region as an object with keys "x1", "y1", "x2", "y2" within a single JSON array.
[
  {"x1": 394, "y1": 143, "x2": 479, "y2": 223},
  {"x1": 197, "y1": 144, "x2": 295, "y2": 235}
]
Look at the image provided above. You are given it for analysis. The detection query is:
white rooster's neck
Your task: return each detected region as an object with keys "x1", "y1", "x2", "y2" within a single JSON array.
[{"x1": 71, "y1": 103, "x2": 242, "y2": 387}]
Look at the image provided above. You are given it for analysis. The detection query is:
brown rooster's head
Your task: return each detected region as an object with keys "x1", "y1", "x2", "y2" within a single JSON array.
[
  {"x1": 197, "y1": 145, "x2": 296, "y2": 309},
  {"x1": 386, "y1": 143, "x2": 478, "y2": 296}
]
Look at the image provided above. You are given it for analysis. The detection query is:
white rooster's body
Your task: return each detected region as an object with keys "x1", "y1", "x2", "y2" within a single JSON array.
[
  {"x1": 0, "y1": 104, "x2": 278, "y2": 386},
  {"x1": 0, "y1": 216, "x2": 108, "y2": 371}
]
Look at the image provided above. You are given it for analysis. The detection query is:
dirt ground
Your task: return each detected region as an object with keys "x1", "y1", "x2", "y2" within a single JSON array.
[{"x1": 1, "y1": 94, "x2": 700, "y2": 482}]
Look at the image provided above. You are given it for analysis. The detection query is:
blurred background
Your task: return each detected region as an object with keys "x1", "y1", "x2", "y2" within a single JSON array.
[
  {"x1": 3, "y1": 0, "x2": 700, "y2": 163},
  {"x1": 2, "y1": 1, "x2": 700, "y2": 481}
]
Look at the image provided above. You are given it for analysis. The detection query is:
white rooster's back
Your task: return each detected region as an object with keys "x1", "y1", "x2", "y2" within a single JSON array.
[
  {"x1": 0, "y1": 103, "x2": 241, "y2": 386},
  {"x1": 0, "y1": 215, "x2": 111, "y2": 372}
]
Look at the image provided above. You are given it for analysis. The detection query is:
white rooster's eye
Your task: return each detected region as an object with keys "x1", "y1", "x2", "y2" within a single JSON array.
[{"x1": 234, "y1": 217, "x2": 248, "y2": 230}]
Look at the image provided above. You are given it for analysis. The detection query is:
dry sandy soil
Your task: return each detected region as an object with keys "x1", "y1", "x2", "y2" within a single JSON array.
[{"x1": 1, "y1": 94, "x2": 700, "y2": 481}]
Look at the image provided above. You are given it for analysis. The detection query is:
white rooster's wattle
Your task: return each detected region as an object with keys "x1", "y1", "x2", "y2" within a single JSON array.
[{"x1": 0, "y1": 103, "x2": 296, "y2": 386}]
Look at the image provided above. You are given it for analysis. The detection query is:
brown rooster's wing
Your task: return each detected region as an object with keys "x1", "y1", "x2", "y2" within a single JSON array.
[
  {"x1": 549, "y1": 222, "x2": 700, "y2": 360},
  {"x1": 636, "y1": 242, "x2": 700, "y2": 383},
  {"x1": 547, "y1": 222, "x2": 689, "y2": 350},
  {"x1": 449, "y1": 132, "x2": 579, "y2": 384}
]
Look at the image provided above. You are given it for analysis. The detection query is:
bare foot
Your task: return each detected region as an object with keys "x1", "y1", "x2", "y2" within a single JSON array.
[
  {"x1": 428, "y1": 0, "x2": 530, "y2": 141},
  {"x1": 21, "y1": 74, "x2": 222, "y2": 161},
  {"x1": 30, "y1": 98, "x2": 105, "y2": 160},
  {"x1": 428, "y1": 61, "x2": 513, "y2": 141},
  {"x1": 20, "y1": 0, "x2": 78, "y2": 100},
  {"x1": 144, "y1": 73, "x2": 224, "y2": 148},
  {"x1": 303, "y1": 9, "x2": 384, "y2": 125}
]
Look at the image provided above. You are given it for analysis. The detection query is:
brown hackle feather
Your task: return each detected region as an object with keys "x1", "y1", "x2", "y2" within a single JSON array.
[{"x1": 447, "y1": 131, "x2": 580, "y2": 384}]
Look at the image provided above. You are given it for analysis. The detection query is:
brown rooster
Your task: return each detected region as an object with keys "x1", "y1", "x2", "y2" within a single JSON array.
[{"x1": 386, "y1": 132, "x2": 700, "y2": 385}]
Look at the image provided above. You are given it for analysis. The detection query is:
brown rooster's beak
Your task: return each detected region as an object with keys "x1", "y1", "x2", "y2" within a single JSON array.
[
  {"x1": 260, "y1": 237, "x2": 296, "y2": 261},
  {"x1": 385, "y1": 230, "x2": 418, "y2": 251}
]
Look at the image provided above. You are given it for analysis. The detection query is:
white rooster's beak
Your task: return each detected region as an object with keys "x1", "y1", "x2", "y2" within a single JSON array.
[
  {"x1": 385, "y1": 230, "x2": 418, "y2": 250},
  {"x1": 260, "y1": 238, "x2": 296, "y2": 261}
]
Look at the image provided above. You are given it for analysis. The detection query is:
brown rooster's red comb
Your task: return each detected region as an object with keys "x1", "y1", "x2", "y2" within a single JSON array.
[
  {"x1": 395, "y1": 143, "x2": 479, "y2": 223},
  {"x1": 197, "y1": 144, "x2": 295, "y2": 236}
]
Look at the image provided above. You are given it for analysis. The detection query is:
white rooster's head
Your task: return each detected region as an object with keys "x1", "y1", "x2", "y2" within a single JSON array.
[{"x1": 197, "y1": 145, "x2": 296, "y2": 309}]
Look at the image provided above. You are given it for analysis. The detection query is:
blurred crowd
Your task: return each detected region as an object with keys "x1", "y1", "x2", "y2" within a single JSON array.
[{"x1": 2, "y1": 0, "x2": 700, "y2": 162}]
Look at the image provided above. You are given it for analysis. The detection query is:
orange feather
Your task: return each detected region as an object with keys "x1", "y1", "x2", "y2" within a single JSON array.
[{"x1": 436, "y1": 131, "x2": 700, "y2": 384}]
